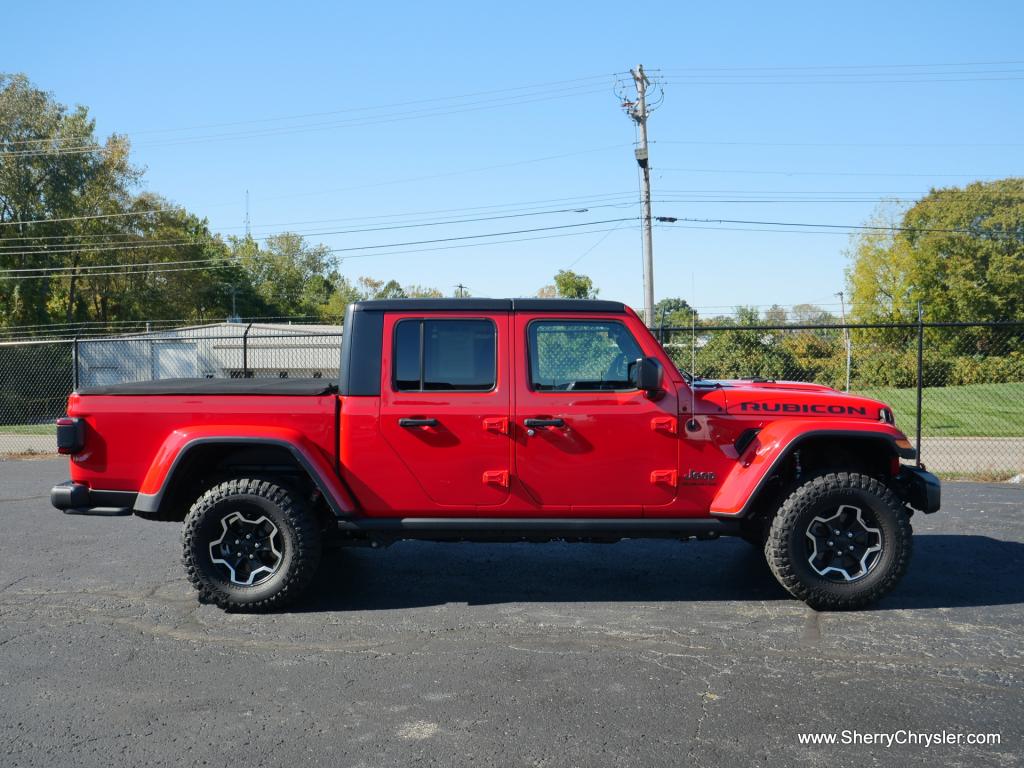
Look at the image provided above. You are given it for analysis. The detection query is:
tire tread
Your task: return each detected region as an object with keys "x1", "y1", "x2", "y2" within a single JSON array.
[
  {"x1": 182, "y1": 477, "x2": 321, "y2": 612},
  {"x1": 765, "y1": 471, "x2": 911, "y2": 610}
]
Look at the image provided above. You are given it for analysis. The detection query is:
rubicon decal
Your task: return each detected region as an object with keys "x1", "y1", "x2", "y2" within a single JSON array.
[{"x1": 739, "y1": 402, "x2": 868, "y2": 416}]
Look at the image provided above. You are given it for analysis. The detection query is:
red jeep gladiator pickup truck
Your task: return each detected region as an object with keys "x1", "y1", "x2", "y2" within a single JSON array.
[{"x1": 51, "y1": 299, "x2": 939, "y2": 611}]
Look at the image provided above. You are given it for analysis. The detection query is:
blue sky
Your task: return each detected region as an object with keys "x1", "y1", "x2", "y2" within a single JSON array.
[{"x1": 7, "y1": 0, "x2": 1023, "y2": 316}]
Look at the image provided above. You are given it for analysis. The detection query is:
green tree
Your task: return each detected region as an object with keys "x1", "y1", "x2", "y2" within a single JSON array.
[
  {"x1": 235, "y1": 233, "x2": 334, "y2": 318},
  {"x1": 322, "y1": 274, "x2": 363, "y2": 319},
  {"x1": 791, "y1": 303, "x2": 835, "y2": 325},
  {"x1": 0, "y1": 73, "x2": 139, "y2": 326},
  {"x1": 548, "y1": 269, "x2": 598, "y2": 299},
  {"x1": 692, "y1": 307, "x2": 803, "y2": 381},
  {"x1": 0, "y1": 74, "x2": 448, "y2": 332},
  {"x1": 405, "y1": 284, "x2": 443, "y2": 298},
  {"x1": 652, "y1": 297, "x2": 696, "y2": 329},
  {"x1": 320, "y1": 275, "x2": 444, "y2": 319},
  {"x1": 847, "y1": 180, "x2": 1024, "y2": 323},
  {"x1": 64, "y1": 195, "x2": 245, "y2": 324}
]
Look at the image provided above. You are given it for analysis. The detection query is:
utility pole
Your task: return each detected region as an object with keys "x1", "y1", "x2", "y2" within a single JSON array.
[
  {"x1": 454, "y1": 283, "x2": 468, "y2": 298},
  {"x1": 836, "y1": 291, "x2": 852, "y2": 392},
  {"x1": 244, "y1": 190, "x2": 251, "y2": 238},
  {"x1": 621, "y1": 65, "x2": 657, "y2": 326}
]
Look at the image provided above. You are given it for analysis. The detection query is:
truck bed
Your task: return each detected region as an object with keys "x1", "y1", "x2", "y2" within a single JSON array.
[{"x1": 77, "y1": 378, "x2": 338, "y2": 396}]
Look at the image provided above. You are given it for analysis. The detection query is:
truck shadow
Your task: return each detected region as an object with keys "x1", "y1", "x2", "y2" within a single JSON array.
[{"x1": 296, "y1": 534, "x2": 1023, "y2": 612}]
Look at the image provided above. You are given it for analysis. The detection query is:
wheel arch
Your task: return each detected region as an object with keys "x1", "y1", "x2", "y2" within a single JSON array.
[
  {"x1": 133, "y1": 431, "x2": 355, "y2": 522},
  {"x1": 711, "y1": 424, "x2": 916, "y2": 520}
]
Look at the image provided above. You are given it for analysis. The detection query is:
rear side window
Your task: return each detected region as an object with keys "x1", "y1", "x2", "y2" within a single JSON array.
[
  {"x1": 393, "y1": 319, "x2": 496, "y2": 391},
  {"x1": 528, "y1": 320, "x2": 643, "y2": 391}
]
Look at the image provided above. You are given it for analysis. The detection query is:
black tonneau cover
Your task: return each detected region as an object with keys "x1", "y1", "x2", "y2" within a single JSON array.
[{"x1": 77, "y1": 378, "x2": 338, "y2": 396}]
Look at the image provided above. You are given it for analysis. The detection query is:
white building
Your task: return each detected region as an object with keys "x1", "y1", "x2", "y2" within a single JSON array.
[{"x1": 78, "y1": 322, "x2": 343, "y2": 386}]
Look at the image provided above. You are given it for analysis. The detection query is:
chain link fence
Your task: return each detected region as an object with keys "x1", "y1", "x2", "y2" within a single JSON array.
[
  {"x1": 1, "y1": 320, "x2": 1022, "y2": 480},
  {"x1": 0, "y1": 326, "x2": 342, "y2": 456},
  {"x1": 660, "y1": 319, "x2": 1024, "y2": 479}
]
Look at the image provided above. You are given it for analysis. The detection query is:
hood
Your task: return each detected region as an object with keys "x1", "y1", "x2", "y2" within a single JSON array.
[{"x1": 692, "y1": 378, "x2": 889, "y2": 420}]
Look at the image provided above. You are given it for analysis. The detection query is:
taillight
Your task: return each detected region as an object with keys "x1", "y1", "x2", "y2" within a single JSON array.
[{"x1": 56, "y1": 417, "x2": 85, "y2": 455}]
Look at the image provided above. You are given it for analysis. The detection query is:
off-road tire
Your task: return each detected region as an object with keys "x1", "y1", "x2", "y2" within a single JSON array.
[
  {"x1": 765, "y1": 472, "x2": 911, "y2": 610},
  {"x1": 183, "y1": 477, "x2": 321, "y2": 612}
]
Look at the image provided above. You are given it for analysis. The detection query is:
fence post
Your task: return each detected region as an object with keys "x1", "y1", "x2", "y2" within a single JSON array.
[
  {"x1": 242, "y1": 322, "x2": 253, "y2": 378},
  {"x1": 915, "y1": 303, "x2": 924, "y2": 469},
  {"x1": 72, "y1": 336, "x2": 80, "y2": 390}
]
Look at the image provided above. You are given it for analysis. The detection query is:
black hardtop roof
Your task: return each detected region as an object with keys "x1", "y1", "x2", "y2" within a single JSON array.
[{"x1": 350, "y1": 298, "x2": 627, "y2": 313}]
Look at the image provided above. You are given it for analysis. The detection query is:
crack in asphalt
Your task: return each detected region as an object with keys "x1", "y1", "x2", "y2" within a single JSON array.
[
  {"x1": 0, "y1": 586, "x2": 1020, "y2": 687},
  {"x1": 688, "y1": 677, "x2": 718, "y2": 768}
]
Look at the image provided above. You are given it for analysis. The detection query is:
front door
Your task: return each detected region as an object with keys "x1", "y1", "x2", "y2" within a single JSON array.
[
  {"x1": 512, "y1": 314, "x2": 679, "y2": 513},
  {"x1": 379, "y1": 312, "x2": 512, "y2": 508}
]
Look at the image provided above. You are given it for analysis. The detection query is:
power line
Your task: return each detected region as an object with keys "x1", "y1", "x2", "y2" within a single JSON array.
[
  {"x1": 9, "y1": 60, "x2": 1015, "y2": 152},
  {"x1": 660, "y1": 66, "x2": 1024, "y2": 77},
  {"x1": 0, "y1": 191, "x2": 639, "y2": 244},
  {"x1": 0, "y1": 143, "x2": 633, "y2": 228},
  {"x1": 658, "y1": 73, "x2": 1024, "y2": 86},
  {"x1": 660, "y1": 75, "x2": 1024, "y2": 84},
  {"x1": 323, "y1": 218, "x2": 636, "y2": 255},
  {"x1": 654, "y1": 187, "x2": 1024, "y2": 195},
  {"x1": 0, "y1": 205, "x2": 613, "y2": 257},
  {"x1": 0, "y1": 256, "x2": 235, "y2": 275},
  {"x1": 652, "y1": 196, "x2": 1024, "y2": 204},
  {"x1": 258, "y1": 144, "x2": 632, "y2": 203},
  {"x1": 0, "y1": 221, "x2": 639, "y2": 280},
  {"x1": 653, "y1": 59, "x2": 1024, "y2": 72},
  {"x1": 327, "y1": 224, "x2": 637, "y2": 262},
  {"x1": 0, "y1": 208, "x2": 174, "y2": 227},
  {"x1": 656, "y1": 139, "x2": 1024, "y2": 148},
  {"x1": 4, "y1": 204, "x2": 1017, "y2": 276},
  {"x1": 0, "y1": 262, "x2": 241, "y2": 281},
  {"x1": 1, "y1": 83, "x2": 614, "y2": 158},
  {"x1": 8, "y1": 183, "x2": 1020, "y2": 243},
  {"x1": 2, "y1": 73, "x2": 615, "y2": 149},
  {"x1": 657, "y1": 167, "x2": 1012, "y2": 178},
  {"x1": 655, "y1": 215, "x2": 1024, "y2": 238},
  {"x1": 565, "y1": 220, "x2": 631, "y2": 269}
]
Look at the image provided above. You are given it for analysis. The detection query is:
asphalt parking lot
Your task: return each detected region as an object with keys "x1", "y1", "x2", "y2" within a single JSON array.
[{"x1": 1, "y1": 459, "x2": 1021, "y2": 767}]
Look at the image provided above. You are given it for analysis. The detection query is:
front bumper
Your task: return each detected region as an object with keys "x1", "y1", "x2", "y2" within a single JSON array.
[
  {"x1": 50, "y1": 481, "x2": 136, "y2": 516},
  {"x1": 895, "y1": 466, "x2": 941, "y2": 514}
]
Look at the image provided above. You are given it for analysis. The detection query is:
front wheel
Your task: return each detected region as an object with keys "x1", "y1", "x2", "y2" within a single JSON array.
[
  {"x1": 765, "y1": 472, "x2": 911, "y2": 610},
  {"x1": 183, "y1": 478, "x2": 322, "y2": 611}
]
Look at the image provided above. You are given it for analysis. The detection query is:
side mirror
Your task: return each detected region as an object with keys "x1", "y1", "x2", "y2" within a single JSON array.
[{"x1": 630, "y1": 356, "x2": 663, "y2": 395}]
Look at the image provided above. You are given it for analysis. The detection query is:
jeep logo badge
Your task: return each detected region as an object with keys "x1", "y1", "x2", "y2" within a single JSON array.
[{"x1": 683, "y1": 469, "x2": 716, "y2": 483}]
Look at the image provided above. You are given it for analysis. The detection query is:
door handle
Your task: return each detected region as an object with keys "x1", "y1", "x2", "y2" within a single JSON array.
[
  {"x1": 523, "y1": 418, "x2": 565, "y2": 428},
  {"x1": 399, "y1": 418, "x2": 439, "y2": 428}
]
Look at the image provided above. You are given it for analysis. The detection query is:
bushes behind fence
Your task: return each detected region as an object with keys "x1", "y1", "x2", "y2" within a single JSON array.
[{"x1": 662, "y1": 322, "x2": 1023, "y2": 390}]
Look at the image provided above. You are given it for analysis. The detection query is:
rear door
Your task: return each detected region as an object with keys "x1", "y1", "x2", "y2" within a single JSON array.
[
  {"x1": 379, "y1": 312, "x2": 512, "y2": 508},
  {"x1": 512, "y1": 313, "x2": 679, "y2": 513}
]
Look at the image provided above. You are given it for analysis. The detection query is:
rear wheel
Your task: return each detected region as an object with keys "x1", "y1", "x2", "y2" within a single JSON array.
[
  {"x1": 765, "y1": 472, "x2": 911, "y2": 610},
  {"x1": 183, "y1": 478, "x2": 322, "y2": 611}
]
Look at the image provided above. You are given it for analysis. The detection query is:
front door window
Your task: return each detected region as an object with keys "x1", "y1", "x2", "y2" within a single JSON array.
[{"x1": 528, "y1": 320, "x2": 643, "y2": 391}]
